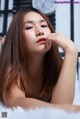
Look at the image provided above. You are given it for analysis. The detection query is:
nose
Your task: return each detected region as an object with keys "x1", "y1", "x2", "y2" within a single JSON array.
[{"x1": 36, "y1": 28, "x2": 44, "y2": 36}]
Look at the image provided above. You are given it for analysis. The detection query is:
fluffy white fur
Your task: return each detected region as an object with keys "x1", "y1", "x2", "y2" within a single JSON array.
[{"x1": 0, "y1": 106, "x2": 80, "y2": 119}]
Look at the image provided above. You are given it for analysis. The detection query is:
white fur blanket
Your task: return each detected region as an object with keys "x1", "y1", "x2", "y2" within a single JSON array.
[
  {"x1": 0, "y1": 106, "x2": 80, "y2": 119},
  {"x1": 0, "y1": 79, "x2": 80, "y2": 119}
]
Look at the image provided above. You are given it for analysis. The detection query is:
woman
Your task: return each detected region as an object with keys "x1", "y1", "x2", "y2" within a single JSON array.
[{"x1": 0, "y1": 8, "x2": 79, "y2": 111}]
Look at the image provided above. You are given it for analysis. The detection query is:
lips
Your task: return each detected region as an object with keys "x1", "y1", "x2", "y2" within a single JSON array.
[{"x1": 37, "y1": 38, "x2": 46, "y2": 43}]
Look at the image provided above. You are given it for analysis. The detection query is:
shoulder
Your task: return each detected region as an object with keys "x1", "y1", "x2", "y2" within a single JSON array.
[{"x1": 3, "y1": 75, "x2": 25, "y2": 106}]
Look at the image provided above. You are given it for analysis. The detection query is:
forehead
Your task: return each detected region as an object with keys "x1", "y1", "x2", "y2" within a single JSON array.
[{"x1": 23, "y1": 11, "x2": 46, "y2": 23}]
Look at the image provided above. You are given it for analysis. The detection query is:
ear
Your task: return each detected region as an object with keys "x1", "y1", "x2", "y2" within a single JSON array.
[{"x1": 2, "y1": 35, "x2": 6, "y2": 45}]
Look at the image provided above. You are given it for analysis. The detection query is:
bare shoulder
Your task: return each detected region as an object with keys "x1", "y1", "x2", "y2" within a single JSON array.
[{"x1": 3, "y1": 78, "x2": 25, "y2": 107}]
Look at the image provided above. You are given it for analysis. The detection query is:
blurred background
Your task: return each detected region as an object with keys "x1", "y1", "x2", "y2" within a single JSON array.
[{"x1": 0, "y1": 0, "x2": 80, "y2": 84}]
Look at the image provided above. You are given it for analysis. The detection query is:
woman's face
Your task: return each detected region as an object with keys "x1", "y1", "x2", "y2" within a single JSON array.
[{"x1": 22, "y1": 11, "x2": 51, "y2": 54}]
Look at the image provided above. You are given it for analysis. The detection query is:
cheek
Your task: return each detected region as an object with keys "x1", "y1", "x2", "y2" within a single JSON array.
[
  {"x1": 23, "y1": 30, "x2": 35, "y2": 40},
  {"x1": 44, "y1": 29, "x2": 51, "y2": 35},
  {"x1": 23, "y1": 31, "x2": 36, "y2": 48}
]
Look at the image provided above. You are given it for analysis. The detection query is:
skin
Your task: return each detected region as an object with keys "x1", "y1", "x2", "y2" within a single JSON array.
[
  {"x1": 2, "y1": 11, "x2": 79, "y2": 112},
  {"x1": 22, "y1": 11, "x2": 52, "y2": 79},
  {"x1": 22, "y1": 11, "x2": 51, "y2": 54}
]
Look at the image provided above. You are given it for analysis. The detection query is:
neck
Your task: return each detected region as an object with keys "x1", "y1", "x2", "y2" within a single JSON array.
[{"x1": 27, "y1": 54, "x2": 45, "y2": 79}]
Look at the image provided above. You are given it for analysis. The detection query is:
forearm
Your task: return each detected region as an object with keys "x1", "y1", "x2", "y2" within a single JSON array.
[
  {"x1": 6, "y1": 97, "x2": 80, "y2": 112},
  {"x1": 51, "y1": 47, "x2": 78, "y2": 104}
]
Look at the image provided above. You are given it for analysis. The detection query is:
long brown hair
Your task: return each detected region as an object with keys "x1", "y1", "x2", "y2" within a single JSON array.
[{"x1": 0, "y1": 8, "x2": 63, "y2": 103}]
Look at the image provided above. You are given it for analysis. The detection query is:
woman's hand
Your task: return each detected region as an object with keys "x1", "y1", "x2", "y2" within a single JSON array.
[{"x1": 46, "y1": 32, "x2": 78, "y2": 54}]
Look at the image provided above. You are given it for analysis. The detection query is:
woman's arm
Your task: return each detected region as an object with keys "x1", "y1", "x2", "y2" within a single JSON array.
[
  {"x1": 3, "y1": 85, "x2": 80, "y2": 112},
  {"x1": 47, "y1": 32, "x2": 78, "y2": 104},
  {"x1": 7, "y1": 97, "x2": 80, "y2": 112}
]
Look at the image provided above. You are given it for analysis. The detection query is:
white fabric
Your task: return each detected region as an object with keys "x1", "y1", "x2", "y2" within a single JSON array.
[{"x1": 0, "y1": 106, "x2": 80, "y2": 119}]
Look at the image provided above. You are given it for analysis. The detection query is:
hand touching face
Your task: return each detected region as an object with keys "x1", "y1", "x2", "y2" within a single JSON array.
[{"x1": 45, "y1": 32, "x2": 78, "y2": 53}]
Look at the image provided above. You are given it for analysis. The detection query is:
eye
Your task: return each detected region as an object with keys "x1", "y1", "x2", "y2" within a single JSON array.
[
  {"x1": 41, "y1": 25, "x2": 48, "y2": 28},
  {"x1": 25, "y1": 27, "x2": 33, "y2": 30}
]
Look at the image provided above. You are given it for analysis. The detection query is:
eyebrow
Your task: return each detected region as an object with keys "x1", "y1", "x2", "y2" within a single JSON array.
[{"x1": 23, "y1": 20, "x2": 47, "y2": 25}]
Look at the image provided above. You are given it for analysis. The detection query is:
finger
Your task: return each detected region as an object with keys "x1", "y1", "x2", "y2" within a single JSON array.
[
  {"x1": 45, "y1": 39, "x2": 51, "y2": 49},
  {"x1": 47, "y1": 33, "x2": 57, "y2": 42}
]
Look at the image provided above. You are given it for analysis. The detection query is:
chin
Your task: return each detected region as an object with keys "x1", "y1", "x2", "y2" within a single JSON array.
[
  {"x1": 39, "y1": 44, "x2": 51, "y2": 52},
  {"x1": 35, "y1": 48, "x2": 51, "y2": 54},
  {"x1": 30, "y1": 45, "x2": 51, "y2": 54}
]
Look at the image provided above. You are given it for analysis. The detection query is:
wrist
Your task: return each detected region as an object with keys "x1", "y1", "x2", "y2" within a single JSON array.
[{"x1": 64, "y1": 44, "x2": 78, "y2": 57}]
